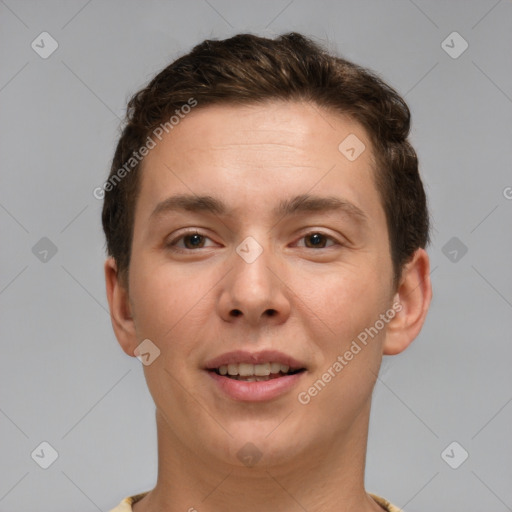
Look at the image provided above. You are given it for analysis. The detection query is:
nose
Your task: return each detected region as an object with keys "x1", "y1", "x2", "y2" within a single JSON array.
[{"x1": 217, "y1": 241, "x2": 291, "y2": 327}]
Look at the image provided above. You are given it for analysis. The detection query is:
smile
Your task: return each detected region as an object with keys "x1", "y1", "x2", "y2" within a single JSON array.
[{"x1": 212, "y1": 362, "x2": 304, "y2": 381}]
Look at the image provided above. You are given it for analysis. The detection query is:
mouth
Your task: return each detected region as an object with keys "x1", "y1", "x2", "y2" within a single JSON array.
[
  {"x1": 208, "y1": 362, "x2": 306, "y2": 382},
  {"x1": 204, "y1": 350, "x2": 308, "y2": 401}
]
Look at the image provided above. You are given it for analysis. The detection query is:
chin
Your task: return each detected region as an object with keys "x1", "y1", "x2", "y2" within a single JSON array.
[{"x1": 217, "y1": 425, "x2": 305, "y2": 468}]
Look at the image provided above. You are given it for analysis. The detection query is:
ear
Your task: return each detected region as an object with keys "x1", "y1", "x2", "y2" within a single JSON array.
[
  {"x1": 104, "y1": 257, "x2": 138, "y2": 357},
  {"x1": 383, "y1": 248, "x2": 432, "y2": 355}
]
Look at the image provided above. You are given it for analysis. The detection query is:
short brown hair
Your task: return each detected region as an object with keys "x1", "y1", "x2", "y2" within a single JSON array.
[{"x1": 102, "y1": 32, "x2": 429, "y2": 288}]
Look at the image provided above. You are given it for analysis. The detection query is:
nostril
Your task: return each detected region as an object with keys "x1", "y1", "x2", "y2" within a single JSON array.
[{"x1": 228, "y1": 308, "x2": 276, "y2": 318}]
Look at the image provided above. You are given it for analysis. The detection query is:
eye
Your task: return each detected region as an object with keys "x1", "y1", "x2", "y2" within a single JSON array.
[
  {"x1": 295, "y1": 231, "x2": 338, "y2": 249},
  {"x1": 167, "y1": 230, "x2": 339, "y2": 252},
  {"x1": 167, "y1": 230, "x2": 216, "y2": 250}
]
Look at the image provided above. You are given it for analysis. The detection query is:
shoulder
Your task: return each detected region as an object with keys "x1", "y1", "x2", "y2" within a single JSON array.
[
  {"x1": 369, "y1": 493, "x2": 404, "y2": 512},
  {"x1": 108, "y1": 491, "x2": 149, "y2": 512}
]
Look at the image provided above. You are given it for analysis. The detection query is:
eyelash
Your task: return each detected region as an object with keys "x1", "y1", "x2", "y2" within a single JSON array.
[{"x1": 166, "y1": 230, "x2": 340, "y2": 252}]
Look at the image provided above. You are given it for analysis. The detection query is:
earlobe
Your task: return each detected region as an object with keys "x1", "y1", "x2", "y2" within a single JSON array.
[
  {"x1": 104, "y1": 257, "x2": 138, "y2": 357},
  {"x1": 383, "y1": 248, "x2": 432, "y2": 355}
]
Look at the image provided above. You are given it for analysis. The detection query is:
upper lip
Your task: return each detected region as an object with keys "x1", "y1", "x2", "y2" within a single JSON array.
[{"x1": 204, "y1": 350, "x2": 307, "y2": 370}]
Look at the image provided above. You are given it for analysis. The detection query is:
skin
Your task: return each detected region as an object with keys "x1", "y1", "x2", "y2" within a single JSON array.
[{"x1": 105, "y1": 100, "x2": 432, "y2": 512}]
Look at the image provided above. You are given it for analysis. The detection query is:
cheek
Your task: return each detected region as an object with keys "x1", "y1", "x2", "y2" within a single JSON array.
[
  {"x1": 298, "y1": 262, "x2": 389, "y2": 342},
  {"x1": 129, "y1": 256, "x2": 194, "y2": 340},
  {"x1": 297, "y1": 272, "x2": 388, "y2": 423},
  {"x1": 129, "y1": 262, "x2": 208, "y2": 410},
  {"x1": 129, "y1": 256, "x2": 221, "y2": 373}
]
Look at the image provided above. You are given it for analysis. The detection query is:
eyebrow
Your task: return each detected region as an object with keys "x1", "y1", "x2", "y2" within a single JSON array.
[{"x1": 149, "y1": 193, "x2": 368, "y2": 225}]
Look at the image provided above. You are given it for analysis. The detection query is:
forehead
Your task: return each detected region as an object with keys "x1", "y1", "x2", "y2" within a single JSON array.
[
  {"x1": 152, "y1": 101, "x2": 372, "y2": 167},
  {"x1": 135, "y1": 100, "x2": 384, "y2": 228}
]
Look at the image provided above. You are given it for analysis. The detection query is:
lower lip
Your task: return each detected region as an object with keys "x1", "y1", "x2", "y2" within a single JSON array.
[{"x1": 206, "y1": 371, "x2": 305, "y2": 402}]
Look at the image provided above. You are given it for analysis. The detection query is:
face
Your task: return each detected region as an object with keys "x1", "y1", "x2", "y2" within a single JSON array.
[{"x1": 119, "y1": 101, "x2": 398, "y2": 468}]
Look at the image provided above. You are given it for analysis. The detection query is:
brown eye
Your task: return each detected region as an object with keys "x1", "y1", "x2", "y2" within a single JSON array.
[
  {"x1": 305, "y1": 233, "x2": 324, "y2": 248},
  {"x1": 180, "y1": 233, "x2": 208, "y2": 249},
  {"x1": 303, "y1": 232, "x2": 331, "y2": 248},
  {"x1": 167, "y1": 231, "x2": 216, "y2": 251}
]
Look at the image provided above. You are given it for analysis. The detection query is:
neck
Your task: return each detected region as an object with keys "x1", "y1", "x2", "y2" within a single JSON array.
[{"x1": 133, "y1": 399, "x2": 383, "y2": 512}]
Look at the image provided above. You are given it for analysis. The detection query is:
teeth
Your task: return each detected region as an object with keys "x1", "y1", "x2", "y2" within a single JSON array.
[
  {"x1": 224, "y1": 375, "x2": 281, "y2": 382},
  {"x1": 238, "y1": 363, "x2": 254, "y2": 376},
  {"x1": 217, "y1": 362, "x2": 294, "y2": 377},
  {"x1": 270, "y1": 362, "x2": 281, "y2": 374},
  {"x1": 254, "y1": 363, "x2": 270, "y2": 376}
]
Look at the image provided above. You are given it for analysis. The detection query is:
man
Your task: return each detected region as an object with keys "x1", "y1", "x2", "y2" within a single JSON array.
[{"x1": 103, "y1": 32, "x2": 432, "y2": 512}]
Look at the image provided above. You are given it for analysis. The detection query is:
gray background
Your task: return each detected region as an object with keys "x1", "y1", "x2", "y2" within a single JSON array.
[{"x1": 1, "y1": 1, "x2": 511, "y2": 511}]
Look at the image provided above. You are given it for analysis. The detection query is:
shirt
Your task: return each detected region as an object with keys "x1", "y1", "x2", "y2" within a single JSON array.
[{"x1": 108, "y1": 491, "x2": 403, "y2": 511}]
